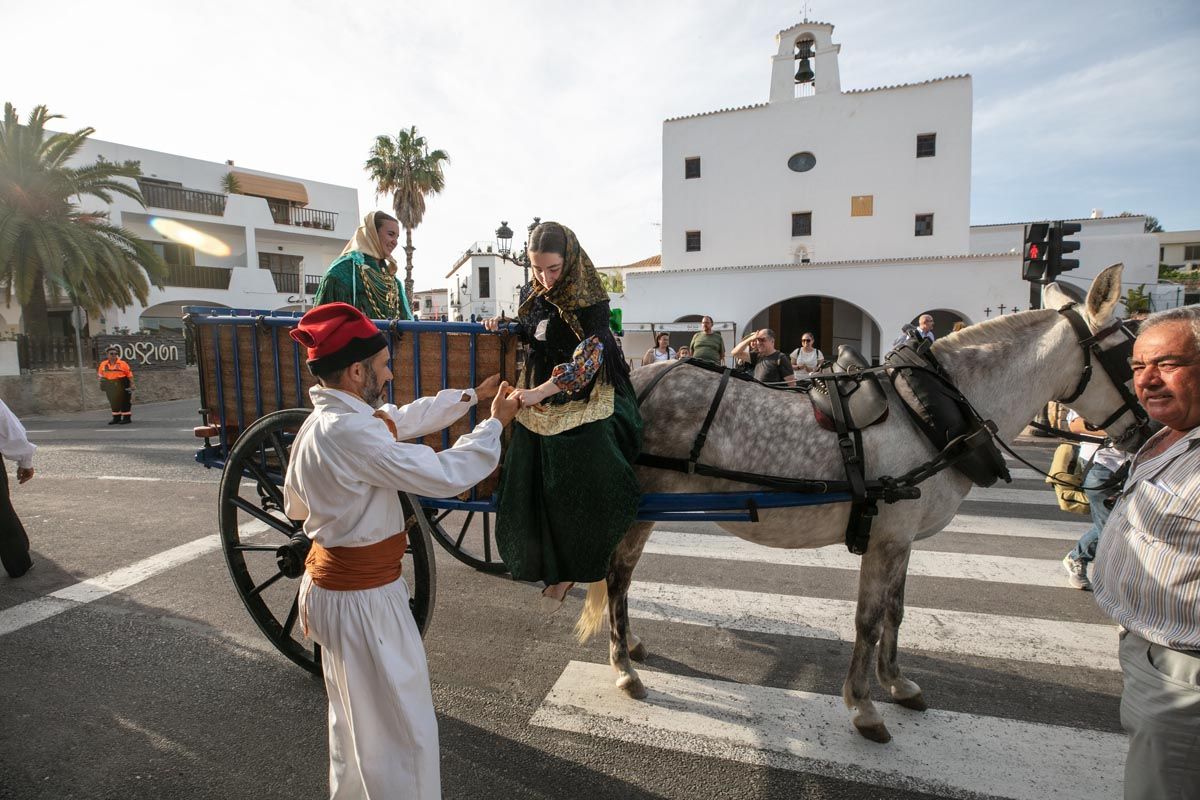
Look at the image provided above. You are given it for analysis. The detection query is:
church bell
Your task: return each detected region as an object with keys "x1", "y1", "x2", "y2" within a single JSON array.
[{"x1": 794, "y1": 57, "x2": 814, "y2": 84}]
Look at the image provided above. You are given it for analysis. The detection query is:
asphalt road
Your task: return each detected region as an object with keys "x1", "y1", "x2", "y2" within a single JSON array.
[{"x1": 0, "y1": 401, "x2": 1123, "y2": 800}]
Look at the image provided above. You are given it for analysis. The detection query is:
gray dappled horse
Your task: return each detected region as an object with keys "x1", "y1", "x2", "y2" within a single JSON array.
[{"x1": 575, "y1": 265, "x2": 1147, "y2": 743}]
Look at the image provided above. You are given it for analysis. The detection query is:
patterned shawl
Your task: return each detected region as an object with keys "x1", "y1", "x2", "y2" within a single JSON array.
[
  {"x1": 517, "y1": 222, "x2": 609, "y2": 339},
  {"x1": 341, "y1": 211, "x2": 398, "y2": 275}
]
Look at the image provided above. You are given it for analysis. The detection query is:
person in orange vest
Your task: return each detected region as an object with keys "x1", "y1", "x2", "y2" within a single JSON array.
[{"x1": 97, "y1": 346, "x2": 134, "y2": 425}]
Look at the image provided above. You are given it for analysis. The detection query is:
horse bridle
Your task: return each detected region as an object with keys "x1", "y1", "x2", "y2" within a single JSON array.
[{"x1": 1056, "y1": 304, "x2": 1150, "y2": 450}]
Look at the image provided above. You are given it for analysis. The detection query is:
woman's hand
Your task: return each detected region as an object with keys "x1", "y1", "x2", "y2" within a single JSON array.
[
  {"x1": 512, "y1": 383, "x2": 557, "y2": 408},
  {"x1": 482, "y1": 315, "x2": 505, "y2": 332}
]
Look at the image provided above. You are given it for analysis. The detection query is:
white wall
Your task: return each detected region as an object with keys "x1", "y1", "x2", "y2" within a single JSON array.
[{"x1": 663, "y1": 74, "x2": 972, "y2": 267}]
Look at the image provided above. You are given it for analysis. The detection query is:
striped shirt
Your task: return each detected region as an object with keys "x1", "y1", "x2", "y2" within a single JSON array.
[{"x1": 1093, "y1": 425, "x2": 1200, "y2": 650}]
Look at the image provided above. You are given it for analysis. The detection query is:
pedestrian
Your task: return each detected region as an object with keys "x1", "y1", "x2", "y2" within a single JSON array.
[
  {"x1": 0, "y1": 398, "x2": 36, "y2": 579},
  {"x1": 676, "y1": 345, "x2": 692, "y2": 360},
  {"x1": 97, "y1": 345, "x2": 134, "y2": 425},
  {"x1": 313, "y1": 211, "x2": 412, "y2": 320},
  {"x1": 482, "y1": 221, "x2": 643, "y2": 612},
  {"x1": 641, "y1": 332, "x2": 676, "y2": 365},
  {"x1": 1092, "y1": 305, "x2": 1200, "y2": 800},
  {"x1": 917, "y1": 314, "x2": 936, "y2": 342},
  {"x1": 282, "y1": 301, "x2": 520, "y2": 799},
  {"x1": 891, "y1": 323, "x2": 920, "y2": 350},
  {"x1": 688, "y1": 315, "x2": 725, "y2": 365},
  {"x1": 1060, "y1": 409, "x2": 1128, "y2": 590},
  {"x1": 951, "y1": 320, "x2": 967, "y2": 334},
  {"x1": 732, "y1": 328, "x2": 796, "y2": 387},
  {"x1": 789, "y1": 332, "x2": 824, "y2": 374}
]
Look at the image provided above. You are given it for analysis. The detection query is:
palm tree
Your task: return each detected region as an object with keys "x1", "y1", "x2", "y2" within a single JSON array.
[
  {"x1": 0, "y1": 103, "x2": 166, "y2": 338},
  {"x1": 365, "y1": 126, "x2": 449, "y2": 301}
]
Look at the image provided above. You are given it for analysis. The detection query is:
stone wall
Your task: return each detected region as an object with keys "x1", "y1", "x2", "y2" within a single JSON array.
[{"x1": 0, "y1": 367, "x2": 200, "y2": 417}]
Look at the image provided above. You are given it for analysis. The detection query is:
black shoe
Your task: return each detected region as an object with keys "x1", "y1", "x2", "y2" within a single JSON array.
[
  {"x1": 108, "y1": 417, "x2": 120, "y2": 425},
  {"x1": 120, "y1": 417, "x2": 132, "y2": 425}
]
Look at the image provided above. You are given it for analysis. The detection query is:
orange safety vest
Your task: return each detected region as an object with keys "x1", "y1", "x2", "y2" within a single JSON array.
[{"x1": 97, "y1": 358, "x2": 133, "y2": 381}]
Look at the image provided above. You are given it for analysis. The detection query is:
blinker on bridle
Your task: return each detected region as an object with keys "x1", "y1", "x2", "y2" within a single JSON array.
[{"x1": 1056, "y1": 304, "x2": 1149, "y2": 446}]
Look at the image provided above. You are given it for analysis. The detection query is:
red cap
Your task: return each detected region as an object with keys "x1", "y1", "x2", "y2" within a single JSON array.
[{"x1": 290, "y1": 303, "x2": 387, "y2": 375}]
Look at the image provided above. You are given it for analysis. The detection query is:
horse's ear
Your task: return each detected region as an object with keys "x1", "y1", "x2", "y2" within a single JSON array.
[
  {"x1": 1042, "y1": 281, "x2": 1083, "y2": 309},
  {"x1": 1085, "y1": 264, "x2": 1124, "y2": 326}
]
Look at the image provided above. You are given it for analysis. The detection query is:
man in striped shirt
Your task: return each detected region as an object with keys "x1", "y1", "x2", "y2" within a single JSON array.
[{"x1": 1092, "y1": 305, "x2": 1200, "y2": 800}]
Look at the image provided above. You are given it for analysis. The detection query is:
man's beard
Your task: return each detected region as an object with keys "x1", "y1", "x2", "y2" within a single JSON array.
[{"x1": 359, "y1": 361, "x2": 386, "y2": 406}]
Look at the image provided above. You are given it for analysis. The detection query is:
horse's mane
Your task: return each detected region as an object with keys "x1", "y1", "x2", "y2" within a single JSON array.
[{"x1": 935, "y1": 308, "x2": 1059, "y2": 351}]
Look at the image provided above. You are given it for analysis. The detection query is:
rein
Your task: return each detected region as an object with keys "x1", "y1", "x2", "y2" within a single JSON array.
[{"x1": 635, "y1": 304, "x2": 1147, "y2": 553}]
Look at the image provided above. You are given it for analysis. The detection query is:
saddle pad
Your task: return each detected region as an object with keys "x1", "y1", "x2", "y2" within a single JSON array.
[{"x1": 808, "y1": 344, "x2": 889, "y2": 431}]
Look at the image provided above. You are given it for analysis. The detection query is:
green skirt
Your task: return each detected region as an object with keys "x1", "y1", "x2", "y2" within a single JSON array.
[{"x1": 496, "y1": 382, "x2": 643, "y2": 584}]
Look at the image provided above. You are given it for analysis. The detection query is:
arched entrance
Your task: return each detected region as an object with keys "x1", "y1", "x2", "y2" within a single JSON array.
[
  {"x1": 911, "y1": 308, "x2": 970, "y2": 339},
  {"x1": 746, "y1": 295, "x2": 882, "y2": 363}
]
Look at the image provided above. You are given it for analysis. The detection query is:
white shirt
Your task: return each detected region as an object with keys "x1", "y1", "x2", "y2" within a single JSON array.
[
  {"x1": 0, "y1": 400, "x2": 35, "y2": 469},
  {"x1": 790, "y1": 347, "x2": 824, "y2": 369},
  {"x1": 284, "y1": 386, "x2": 501, "y2": 548},
  {"x1": 1065, "y1": 409, "x2": 1127, "y2": 471}
]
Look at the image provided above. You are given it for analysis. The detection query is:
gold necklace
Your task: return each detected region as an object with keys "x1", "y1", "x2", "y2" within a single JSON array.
[{"x1": 355, "y1": 259, "x2": 401, "y2": 317}]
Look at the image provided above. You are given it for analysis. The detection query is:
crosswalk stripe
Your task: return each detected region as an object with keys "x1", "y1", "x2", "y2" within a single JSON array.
[
  {"x1": 942, "y1": 514, "x2": 1089, "y2": 541},
  {"x1": 627, "y1": 581, "x2": 1120, "y2": 670},
  {"x1": 644, "y1": 531, "x2": 1069, "y2": 587},
  {"x1": 531, "y1": 661, "x2": 1125, "y2": 800},
  {"x1": 966, "y1": 487, "x2": 1057, "y2": 505}
]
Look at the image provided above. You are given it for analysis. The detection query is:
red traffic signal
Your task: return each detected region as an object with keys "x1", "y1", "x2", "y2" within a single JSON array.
[{"x1": 1022, "y1": 222, "x2": 1050, "y2": 281}]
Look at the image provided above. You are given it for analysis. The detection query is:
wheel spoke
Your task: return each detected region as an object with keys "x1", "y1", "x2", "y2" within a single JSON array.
[
  {"x1": 483, "y1": 513, "x2": 492, "y2": 562},
  {"x1": 232, "y1": 544, "x2": 279, "y2": 552},
  {"x1": 433, "y1": 509, "x2": 452, "y2": 525},
  {"x1": 231, "y1": 495, "x2": 299, "y2": 536},
  {"x1": 282, "y1": 591, "x2": 300, "y2": 637},
  {"x1": 455, "y1": 511, "x2": 475, "y2": 549},
  {"x1": 269, "y1": 430, "x2": 289, "y2": 475},
  {"x1": 242, "y1": 457, "x2": 284, "y2": 508},
  {"x1": 248, "y1": 569, "x2": 287, "y2": 597}
]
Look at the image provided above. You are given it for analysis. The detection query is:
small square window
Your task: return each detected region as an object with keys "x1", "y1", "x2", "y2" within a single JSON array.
[
  {"x1": 1185, "y1": 245, "x2": 1200, "y2": 261},
  {"x1": 685, "y1": 230, "x2": 702, "y2": 252},
  {"x1": 791, "y1": 212, "x2": 812, "y2": 237},
  {"x1": 916, "y1": 134, "x2": 936, "y2": 158},
  {"x1": 685, "y1": 157, "x2": 701, "y2": 179},
  {"x1": 851, "y1": 195, "x2": 874, "y2": 217},
  {"x1": 915, "y1": 214, "x2": 934, "y2": 236}
]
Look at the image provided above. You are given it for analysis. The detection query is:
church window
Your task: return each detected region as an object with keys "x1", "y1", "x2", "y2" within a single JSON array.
[
  {"x1": 915, "y1": 214, "x2": 934, "y2": 236},
  {"x1": 685, "y1": 157, "x2": 701, "y2": 179},
  {"x1": 686, "y1": 231, "x2": 702, "y2": 252},
  {"x1": 787, "y1": 152, "x2": 817, "y2": 172},
  {"x1": 916, "y1": 133, "x2": 937, "y2": 158},
  {"x1": 792, "y1": 212, "x2": 812, "y2": 237}
]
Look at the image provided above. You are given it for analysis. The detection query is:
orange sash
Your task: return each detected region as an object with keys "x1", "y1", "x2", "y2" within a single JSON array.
[{"x1": 305, "y1": 531, "x2": 408, "y2": 591}]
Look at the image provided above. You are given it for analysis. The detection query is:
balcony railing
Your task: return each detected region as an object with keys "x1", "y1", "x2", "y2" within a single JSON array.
[
  {"x1": 266, "y1": 199, "x2": 338, "y2": 231},
  {"x1": 138, "y1": 182, "x2": 227, "y2": 216},
  {"x1": 270, "y1": 271, "x2": 299, "y2": 293},
  {"x1": 165, "y1": 263, "x2": 232, "y2": 290},
  {"x1": 304, "y1": 274, "x2": 322, "y2": 294}
]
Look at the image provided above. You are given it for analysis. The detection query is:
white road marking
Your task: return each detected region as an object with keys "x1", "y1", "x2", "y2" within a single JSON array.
[
  {"x1": 1006, "y1": 467, "x2": 1042, "y2": 481},
  {"x1": 966, "y1": 487, "x2": 1058, "y2": 506},
  {"x1": 531, "y1": 661, "x2": 1125, "y2": 800},
  {"x1": 0, "y1": 536, "x2": 220, "y2": 638},
  {"x1": 98, "y1": 475, "x2": 162, "y2": 482},
  {"x1": 644, "y1": 531, "x2": 1068, "y2": 587},
  {"x1": 627, "y1": 581, "x2": 1120, "y2": 671},
  {"x1": 942, "y1": 514, "x2": 1089, "y2": 541}
]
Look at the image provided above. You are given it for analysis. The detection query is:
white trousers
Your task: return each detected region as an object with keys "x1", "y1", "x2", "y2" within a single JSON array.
[{"x1": 300, "y1": 573, "x2": 441, "y2": 800}]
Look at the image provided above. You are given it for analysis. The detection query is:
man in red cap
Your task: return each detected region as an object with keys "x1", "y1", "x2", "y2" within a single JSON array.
[{"x1": 282, "y1": 303, "x2": 519, "y2": 799}]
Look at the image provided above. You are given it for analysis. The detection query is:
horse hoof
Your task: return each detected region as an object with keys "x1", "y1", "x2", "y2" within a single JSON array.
[
  {"x1": 616, "y1": 674, "x2": 647, "y2": 700},
  {"x1": 895, "y1": 692, "x2": 927, "y2": 712},
  {"x1": 854, "y1": 721, "x2": 892, "y2": 744},
  {"x1": 629, "y1": 640, "x2": 647, "y2": 662}
]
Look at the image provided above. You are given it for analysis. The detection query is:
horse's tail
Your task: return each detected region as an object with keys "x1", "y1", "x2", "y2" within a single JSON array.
[{"x1": 574, "y1": 580, "x2": 608, "y2": 643}]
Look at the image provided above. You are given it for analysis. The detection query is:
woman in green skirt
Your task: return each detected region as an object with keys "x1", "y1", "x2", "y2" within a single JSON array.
[{"x1": 483, "y1": 222, "x2": 642, "y2": 610}]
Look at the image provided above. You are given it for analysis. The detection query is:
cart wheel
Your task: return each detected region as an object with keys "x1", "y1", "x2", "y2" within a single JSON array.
[
  {"x1": 218, "y1": 409, "x2": 437, "y2": 675},
  {"x1": 420, "y1": 503, "x2": 508, "y2": 574}
]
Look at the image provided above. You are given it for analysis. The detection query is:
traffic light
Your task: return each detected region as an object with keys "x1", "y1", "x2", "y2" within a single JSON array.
[
  {"x1": 1047, "y1": 221, "x2": 1082, "y2": 280},
  {"x1": 1022, "y1": 222, "x2": 1050, "y2": 281}
]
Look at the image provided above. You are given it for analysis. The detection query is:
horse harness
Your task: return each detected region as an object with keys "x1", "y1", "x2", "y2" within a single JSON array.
[{"x1": 635, "y1": 303, "x2": 1146, "y2": 556}]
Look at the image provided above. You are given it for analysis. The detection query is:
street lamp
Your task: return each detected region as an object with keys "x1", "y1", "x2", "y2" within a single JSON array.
[{"x1": 495, "y1": 217, "x2": 540, "y2": 289}]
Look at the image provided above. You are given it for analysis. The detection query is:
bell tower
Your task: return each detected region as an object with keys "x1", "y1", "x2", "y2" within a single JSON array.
[{"x1": 769, "y1": 20, "x2": 841, "y2": 102}]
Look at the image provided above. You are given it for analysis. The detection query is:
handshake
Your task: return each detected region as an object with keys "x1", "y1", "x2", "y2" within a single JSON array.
[{"x1": 474, "y1": 374, "x2": 524, "y2": 427}]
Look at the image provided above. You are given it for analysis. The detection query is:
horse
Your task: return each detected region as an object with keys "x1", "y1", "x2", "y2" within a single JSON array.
[{"x1": 574, "y1": 264, "x2": 1149, "y2": 743}]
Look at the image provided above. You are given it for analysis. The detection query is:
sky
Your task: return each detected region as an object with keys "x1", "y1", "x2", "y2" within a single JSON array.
[{"x1": 2, "y1": 0, "x2": 1197, "y2": 292}]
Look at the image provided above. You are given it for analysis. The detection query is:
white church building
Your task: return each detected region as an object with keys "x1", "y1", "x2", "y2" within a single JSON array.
[{"x1": 617, "y1": 19, "x2": 1162, "y2": 364}]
